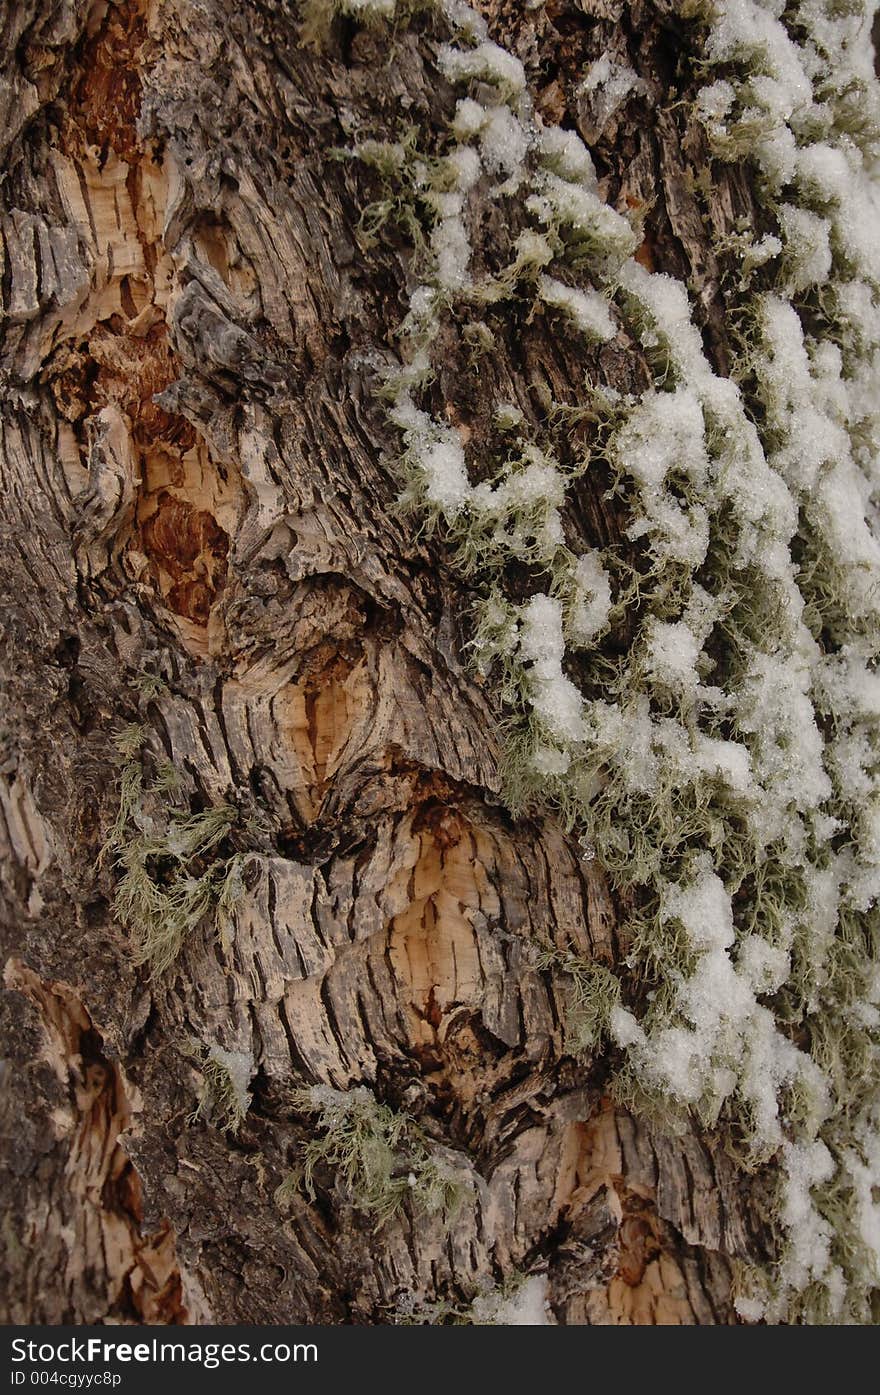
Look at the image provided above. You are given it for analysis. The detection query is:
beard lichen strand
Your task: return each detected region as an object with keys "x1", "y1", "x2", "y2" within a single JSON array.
[
  {"x1": 187, "y1": 1041, "x2": 255, "y2": 1135},
  {"x1": 274, "y1": 1085, "x2": 474, "y2": 1230},
  {"x1": 304, "y1": 0, "x2": 880, "y2": 1322},
  {"x1": 102, "y1": 725, "x2": 247, "y2": 979}
]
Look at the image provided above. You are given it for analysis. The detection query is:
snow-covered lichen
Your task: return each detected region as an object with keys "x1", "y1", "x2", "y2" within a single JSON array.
[
  {"x1": 688, "y1": 0, "x2": 880, "y2": 1323},
  {"x1": 297, "y1": 0, "x2": 404, "y2": 49},
  {"x1": 189, "y1": 1043, "x2": 254, "y2": 1134},
  {"x1": 537, "y1": 274, "x2": 616, "y2": 342},
  {"x1": 397, "y1": 1271, "x2": 552, "y2": 1325},
  {"x1": 317, "y1": 0, "x2": 880, "y2": 1322}
]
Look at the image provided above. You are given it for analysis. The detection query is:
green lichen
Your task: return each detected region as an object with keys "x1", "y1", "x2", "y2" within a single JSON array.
[
  {"x1": 395, "y1": 1270, "x2": 537, "y2": 1325},
  {"x1": 297, "y1": 0, "x2": 402, "y2": 51},
  {"x1": 340, "y1": 128, "x2": 436, "y2": 257},
  {"x1": 188, "y1": 1042, "x2": 254, "y2": 1135},
  {"x1": 102, "y1": 730, "x2": 245, "y2": 976},
  {"x1": 535, "y1": 948, "x2": 622, "y2": 1057},
  {"x1": 130, "y1": 669, "x2": 169, "y2": 702},
  {"x1": 275, "y1": 1085, "x2": 471, "y2": 1227}
]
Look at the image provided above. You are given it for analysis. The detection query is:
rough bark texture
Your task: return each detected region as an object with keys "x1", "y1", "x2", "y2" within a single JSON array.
[{"x1": 1, "y1": 0, "x2": 771, "y2": 1324}]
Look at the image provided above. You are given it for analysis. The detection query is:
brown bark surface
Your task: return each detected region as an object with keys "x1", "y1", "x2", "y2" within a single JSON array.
[{"x1": 1, "y1": 0, "x2": 769, "y2": 1323}]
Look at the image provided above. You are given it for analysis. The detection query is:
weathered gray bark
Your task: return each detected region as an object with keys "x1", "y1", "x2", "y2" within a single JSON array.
[{"x1": 1, "y1": 0, "x2": 771, "y2": 1323}]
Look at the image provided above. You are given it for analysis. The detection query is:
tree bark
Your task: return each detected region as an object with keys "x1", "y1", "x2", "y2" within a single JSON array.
[{"x1": 1, "y1": 0, "x2": 772, "y2": 1324}]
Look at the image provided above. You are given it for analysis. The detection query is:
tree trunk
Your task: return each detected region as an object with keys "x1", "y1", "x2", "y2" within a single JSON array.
[{"x1": 2, "y1": 0, "x2": 868, "y2": 1326}]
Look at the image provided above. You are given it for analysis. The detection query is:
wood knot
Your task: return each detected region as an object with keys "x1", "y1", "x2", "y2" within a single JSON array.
[{"x1": 412, "y1": 801, "x2": 464, "y2": 850}]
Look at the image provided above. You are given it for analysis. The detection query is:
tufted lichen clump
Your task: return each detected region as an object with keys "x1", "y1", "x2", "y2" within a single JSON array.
[
  {"x1": 102, "y1": 725, "x2": 246, "y2": 977},
  {"x1": 275, "y1": 1085, "x2": 471, "y2": 1227},
  {"x1": 189, "y1": 1042, "x2": 255, "y2": 1135},
  {"x1": 306, "y1": 0, "x2": 880, "y2": 1322},
  {"x1": 395, "y1": 1271, "x2": 551, "y2": 1325}
]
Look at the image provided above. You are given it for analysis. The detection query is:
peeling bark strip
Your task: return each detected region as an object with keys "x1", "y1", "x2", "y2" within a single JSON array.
[
  {"x1": 0, "y1": 0, "x2": 799, "y2": 1324},
  {"x1": 2, "y1": 959, "x2": 207, "y2": 1323}
]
